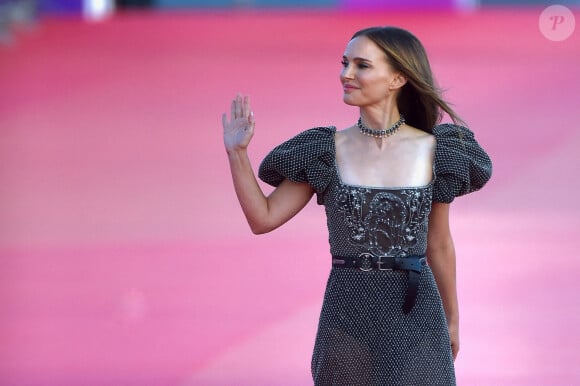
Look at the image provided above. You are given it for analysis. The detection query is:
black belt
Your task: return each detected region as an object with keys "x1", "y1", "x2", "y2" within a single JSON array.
[{"x1": 332, "y1": 254, "x2": 427, "y2": 314}]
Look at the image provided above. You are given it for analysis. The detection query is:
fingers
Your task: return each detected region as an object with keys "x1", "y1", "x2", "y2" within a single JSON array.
[
  {"x1": 229, "y1": 94, "x2": 251, "y2": 118},
  {"x1": 224, "y1": 94, "x2": 253, "y2": 125},
  {"x1": 246, "y1": 97, "x2": 254, "y2": 127},
  {"x1": 451, "y1": 337, "x2": 459, "y2": 361},
  {"x1": 243, "y1": 95, "x2": 250, "y2": 117},
  {"x1": 230, "y1": 99, "x2": 236, "y2": 121},
  {"x1": 248, "y1": 111, "x2": 255, "y2": 127},
  {"x1": 235, "y1": 94, "x2": 242, "y2": 119}
]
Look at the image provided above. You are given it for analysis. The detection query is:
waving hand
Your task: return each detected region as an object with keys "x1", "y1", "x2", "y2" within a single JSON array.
[{"x1": 222, "y1": 94, "x2": 255, "y2": 152}]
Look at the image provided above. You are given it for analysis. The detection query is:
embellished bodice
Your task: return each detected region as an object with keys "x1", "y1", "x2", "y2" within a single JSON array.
[
  {"x1": 326, "y1": 181, "x2": 433, "y2": 257},
  {"x1": 257, "y1": 124, "x2": 492, "y2": 258}
]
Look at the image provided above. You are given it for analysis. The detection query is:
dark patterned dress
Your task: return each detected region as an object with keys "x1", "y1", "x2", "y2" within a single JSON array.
[{"x1": 258, "y1": 124, "x2": 492, "y2": 385}]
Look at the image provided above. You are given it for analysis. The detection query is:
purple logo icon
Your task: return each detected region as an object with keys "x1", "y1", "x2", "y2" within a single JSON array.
[{"x1": 539, "y1": 5, "x2": 576, "y2": 41}]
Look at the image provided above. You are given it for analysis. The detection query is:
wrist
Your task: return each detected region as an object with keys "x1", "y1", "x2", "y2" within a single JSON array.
[
  {"x1": 446, "y1": 313, "x2": 459, "y2": 326},
  {"x1": 226, "y1": 147, "x2": 248, "y2": 158}
]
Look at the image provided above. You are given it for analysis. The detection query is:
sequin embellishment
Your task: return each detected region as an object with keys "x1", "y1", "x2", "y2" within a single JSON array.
[{"x1": 336, "y1": 184, "x2": 432, "y2": 257}]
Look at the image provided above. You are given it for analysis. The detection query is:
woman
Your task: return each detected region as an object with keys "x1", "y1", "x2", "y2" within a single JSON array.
[{"x1": 222, "y1": 26, "x2": 491, "y2": 385}]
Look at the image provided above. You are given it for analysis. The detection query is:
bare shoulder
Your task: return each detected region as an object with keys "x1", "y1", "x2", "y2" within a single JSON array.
[
  {"x1": 400, "y1": 125, "x2": 435, "y2": 150},
  {"x1": 334, "y1": 125, "x2": 357, "y2": 147},
  {"x1": 404, "y1": 125, "x2": 435, "y2": 140}
]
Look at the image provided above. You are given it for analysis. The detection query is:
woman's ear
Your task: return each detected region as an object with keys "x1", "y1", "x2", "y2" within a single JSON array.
[{"x1": 389, "y1": 73, "x2": 407, "y2": 90}]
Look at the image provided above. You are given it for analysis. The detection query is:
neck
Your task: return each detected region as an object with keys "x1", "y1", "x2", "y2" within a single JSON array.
[{"x1": 359, "y1": 106, "x2": 402, "y2": 130}]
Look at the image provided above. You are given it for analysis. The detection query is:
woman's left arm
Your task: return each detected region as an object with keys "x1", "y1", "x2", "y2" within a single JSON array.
[{"x1": 426, "y1": 202, "x2": 459, "y2": 360}]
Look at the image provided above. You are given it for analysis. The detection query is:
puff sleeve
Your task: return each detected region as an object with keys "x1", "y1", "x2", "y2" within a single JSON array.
[
  {"x1": 432, "y1": 124, "x2": 492, "y2": 203},
  {"x1": 258, "y1": 126, "x2": 336, "y2": 205}
]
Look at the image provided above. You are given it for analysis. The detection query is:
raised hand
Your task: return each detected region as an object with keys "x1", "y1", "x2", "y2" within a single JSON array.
[{"x1": 222, "y1": 94, "x2": 255, "y2": 153}]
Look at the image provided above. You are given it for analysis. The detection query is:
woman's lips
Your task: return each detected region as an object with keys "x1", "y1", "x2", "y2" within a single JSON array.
[{"x1": 343, "y1": 84, "x2": 358, "y2": 92}]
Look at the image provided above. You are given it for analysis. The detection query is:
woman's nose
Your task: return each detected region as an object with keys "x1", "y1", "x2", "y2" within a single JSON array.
[{"x1": 341, "y1": 65, "x2": 354, "y2": 81}]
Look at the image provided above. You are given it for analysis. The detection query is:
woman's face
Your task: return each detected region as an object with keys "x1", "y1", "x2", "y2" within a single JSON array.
[{"x1": 340, "y1": 36, "x2": 401, "y2": 108}]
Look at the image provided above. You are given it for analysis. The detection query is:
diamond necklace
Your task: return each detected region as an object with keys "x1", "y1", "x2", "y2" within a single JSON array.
[{"x1": 357, "y1": 115, "x2": 405, "y2": 138}]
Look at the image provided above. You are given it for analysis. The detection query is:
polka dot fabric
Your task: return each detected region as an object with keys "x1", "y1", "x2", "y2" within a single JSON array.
[
  {"x1": 311, "y1": 267, "x2": 456, "y2": 385},
  {"x1": 432, "y1": 124, "x2": 493, "y2": 203},
  {"x1": 258, "y1": 127, "x2": 336, "y2": 205},
  {"x1": 258, "y1": 125, "x2": 491, "y2": 385}
]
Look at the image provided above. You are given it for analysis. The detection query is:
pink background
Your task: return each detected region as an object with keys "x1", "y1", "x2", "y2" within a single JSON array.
[{"x1": 1, "y1": 8, "x2": 579, "y2": 385}]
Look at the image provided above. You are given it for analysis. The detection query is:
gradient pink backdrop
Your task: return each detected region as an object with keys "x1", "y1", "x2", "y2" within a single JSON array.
[{"x1": 1, "y1": 8, "x2": 579, "y2": 385}]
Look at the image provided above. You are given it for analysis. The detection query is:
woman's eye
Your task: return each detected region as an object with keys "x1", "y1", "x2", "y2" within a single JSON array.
[{"x1": 341, "y1": 60, "x2": 368, "y2": 69}]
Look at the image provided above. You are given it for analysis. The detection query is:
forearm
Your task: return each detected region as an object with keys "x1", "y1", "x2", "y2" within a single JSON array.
[
  {"x1": 426, "y1": 202, "x2": 460, "y2": 359},
  {"x1": 227, "y1": 148, "x2": 270, "y2": 234},
  {"x1": 428, "y1": 243, "x2": 459, "y2": 325},
  {"x1": 222, "y1": 94, "x2": 313, "y2": 234}
]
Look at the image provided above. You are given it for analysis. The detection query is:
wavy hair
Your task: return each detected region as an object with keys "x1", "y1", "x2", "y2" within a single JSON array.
[{"x1": 352, "y1": 26, "x2": 463, "y2": 133}]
